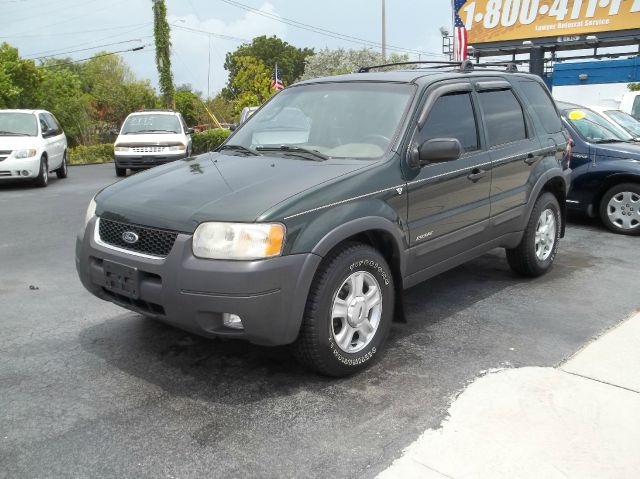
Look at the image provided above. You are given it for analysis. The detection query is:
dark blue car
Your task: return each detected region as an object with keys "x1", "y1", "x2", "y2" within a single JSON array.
[{"x1": 557, "y1": 102, "x2": 640, "y2": 235}]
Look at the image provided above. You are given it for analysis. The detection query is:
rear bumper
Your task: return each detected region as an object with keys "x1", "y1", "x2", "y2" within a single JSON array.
[
  {"x1": 75, "y1": 217, "x2": 321, "y2": 346},
  {"x1": 114, "y1": 153, "x2": 187, "y2": 169}
]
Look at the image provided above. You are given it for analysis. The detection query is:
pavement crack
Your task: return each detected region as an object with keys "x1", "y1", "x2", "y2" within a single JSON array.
[{"x1": 558, "y1": 368, "x2": 640, "y2": 395}]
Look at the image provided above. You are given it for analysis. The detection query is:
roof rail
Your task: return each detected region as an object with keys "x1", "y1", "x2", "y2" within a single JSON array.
[
  {"x1": 135, "y1": 108, "x2": 176, "y2": 113},
  {"x1": 357, "y1": 60, "x2": 518, "y2": 74}
]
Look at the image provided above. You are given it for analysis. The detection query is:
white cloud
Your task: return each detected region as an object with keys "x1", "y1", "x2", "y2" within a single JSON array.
[{"x1": 169, "y1": 2, "x2": 287, "y2": 97}]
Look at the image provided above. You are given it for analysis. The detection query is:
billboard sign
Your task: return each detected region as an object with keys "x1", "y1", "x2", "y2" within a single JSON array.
[{"x1": 455, "y1": 0, "x2": 640, "y2": 45}]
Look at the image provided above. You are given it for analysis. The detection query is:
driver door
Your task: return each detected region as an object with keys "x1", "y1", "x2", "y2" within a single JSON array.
[{"x1": 405, "y1": 82, "x2": 492, "y2": 276}]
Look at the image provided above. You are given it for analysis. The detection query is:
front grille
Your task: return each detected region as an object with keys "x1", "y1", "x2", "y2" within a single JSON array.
[
  {"x1": 0, "y1": 171, "x2": 12, "y2": 177},
  {"x1": 0, "y1": 150, "x2": 10, "y2": 161},
  {"x1": 98, "y1": 218, "x2": 178, "y2": 257},
  {"x1": 131, "y1": 146, "x2": 167, "y2": 153}
]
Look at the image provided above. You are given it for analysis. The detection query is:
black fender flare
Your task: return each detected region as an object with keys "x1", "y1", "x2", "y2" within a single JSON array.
[{"x1": 521, "y1": 167, "x2": 571, "y2": 236}]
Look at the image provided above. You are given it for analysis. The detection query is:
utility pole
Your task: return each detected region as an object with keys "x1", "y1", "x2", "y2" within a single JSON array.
[
  {"x1": 152, "y1": 0, "x2": 175, "y2": 108},
  {"x1": 381, "y1": 0, "x2": 386, "y2": 62}
]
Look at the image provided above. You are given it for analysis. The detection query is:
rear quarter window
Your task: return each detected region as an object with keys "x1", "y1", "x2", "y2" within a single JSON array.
[{"x1": 518, "y1": 80, "x2": 563, "y2": 134}]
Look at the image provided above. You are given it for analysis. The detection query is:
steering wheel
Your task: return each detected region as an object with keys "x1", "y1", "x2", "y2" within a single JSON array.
[{"x1": 360, "y1": 134, "x2": 391, "y2": 148}]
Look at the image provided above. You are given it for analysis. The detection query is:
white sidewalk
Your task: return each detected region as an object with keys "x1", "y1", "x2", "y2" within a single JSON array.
[{"x1": 379, "y1": 312, "x2": 640, "y2": 479}]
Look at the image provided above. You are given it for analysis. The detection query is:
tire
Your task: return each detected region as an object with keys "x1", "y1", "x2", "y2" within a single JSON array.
[
  {"x1": 598, "y1": 183, "x2": 640, "y2": 236},
  {"x1": 115, "y1": 165, "x2": 127, "y2": 177},
  {"x1": 55, "y1": 151, "x2": 68, "y2": 179},
  {"x1": 33, "y1": 156, "x2": 48, "y2": 187},
  {"x1": 293, "y1": 242, "x2": 395, "y2": 377},
  {"x1": 506, "y1": 192, "x2": 561, "y2": 277}
]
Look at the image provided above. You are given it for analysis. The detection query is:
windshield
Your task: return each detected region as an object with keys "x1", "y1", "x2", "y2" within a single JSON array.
[
  {"x1": 606, "y1": 110, "x2": 640, "y2": 137},
  {"x1": 121, "y1": 114, "x2": 182, "y2": 134},
  {"x1": 0, "y1": 112, "x2": 38, "y2": 136},
  {"x1": 227, "y1": 82, "x2": 415, "y2": 159},
  {"x1": 565, "y1": 108, "x2": 632, "y2": 143}
]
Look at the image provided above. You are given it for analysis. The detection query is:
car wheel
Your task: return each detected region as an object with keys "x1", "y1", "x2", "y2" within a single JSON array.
[
  {"x1": 599, "y1": 183, "x2": 640, "y2": 236},
  {"x1": 55, "y1": 151, "x2": 68, "y2": 179},
  {"x1": 115, "y1": 165, "x2": 127, "y2": 177},
  {"x1": 293, "y1": 242, "x2": 394, "y2": 377},
  {"x1": 506, "y1": 192, "x2": 561, "y2": 277},
  {"x1": 34, "y1": 156, "x2": 48, "y2": 187}
]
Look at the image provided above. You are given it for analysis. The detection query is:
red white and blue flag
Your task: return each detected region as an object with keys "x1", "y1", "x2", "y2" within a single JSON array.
[
  {"x1": 453, "y1": 0, "x2": 468, "y2": 61},
  {"x1": 271, "y1": 63, "x2": 284, "y2": 92}
]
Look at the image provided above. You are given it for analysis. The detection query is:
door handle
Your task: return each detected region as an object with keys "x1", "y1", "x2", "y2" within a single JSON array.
[
  {"x1": 524, "y1": 153, "x2": 537, "y2": 165},
  {"x1": 467, "y1": 168, "x2": 487, "y2": 182}
]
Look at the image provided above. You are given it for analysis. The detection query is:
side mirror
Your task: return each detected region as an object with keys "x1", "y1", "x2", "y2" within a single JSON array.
[
  {"x1": 187, "y1": 127, "x2": 195, "y2": 135},
  {"x1": 409, "y1": 138, "x2": 462, "y2": 168},
  {"x1": 109, "y1": 128, "x2": 119, "y2": 136},
  {"x1": 229, "y1": 124, "x2": 238, "y2": 132}
]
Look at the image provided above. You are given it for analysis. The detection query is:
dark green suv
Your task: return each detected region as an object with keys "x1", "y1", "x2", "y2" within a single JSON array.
[{"x1": 76, "y1": 61, "x2": 571, "y2": 377}]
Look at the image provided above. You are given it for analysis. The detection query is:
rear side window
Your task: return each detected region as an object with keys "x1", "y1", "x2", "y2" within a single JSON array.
[
  {"x1": 418, "y1": 92, "x2": 479, "y2": 152},
  {"x1": 478, "y1": 89, "x2": 527, "y2": 147},
  {"x1": 518, "y1": 80, "x2": 562, "y2": 134},
  {"x1": 632, "y1": 96, "x2": 640, "y2": 120}
]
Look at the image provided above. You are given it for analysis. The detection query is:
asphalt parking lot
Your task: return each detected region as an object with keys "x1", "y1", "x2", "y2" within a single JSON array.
[{"x1": 1, "y1": 163, "x2": 639, "y2": 479}]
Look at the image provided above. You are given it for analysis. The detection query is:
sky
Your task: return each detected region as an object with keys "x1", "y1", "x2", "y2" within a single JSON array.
[{"x1": 1, "y1": 0, "x2": 453, "y2": 97}]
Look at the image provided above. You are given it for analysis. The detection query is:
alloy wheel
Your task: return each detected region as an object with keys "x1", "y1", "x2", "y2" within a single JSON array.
[
  {"x1": 535, "y1": 208, "x2": 556, "y2": 261},
  {"x1": 607, "y1": 191, "x2": 640, "y2": 231}
]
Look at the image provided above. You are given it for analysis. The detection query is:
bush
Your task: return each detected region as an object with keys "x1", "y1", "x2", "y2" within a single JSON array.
[
  {"x1": 192, "y1": 128, "x2": 231, "y2": 155},
  {"x1": 68, "y1": 144, "x2": 114, "y2": 165}
]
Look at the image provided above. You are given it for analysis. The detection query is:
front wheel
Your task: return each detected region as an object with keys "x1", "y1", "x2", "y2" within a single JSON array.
[
  {"x1": 506, "y1": 192, "x2": 561, "y2": 277},
  {"x1": 33, "y1": 156, "x2": 48, "y2": 187},
  {"x1": 293, "y1": 243, "x2": 395, "y2": 377},
  {"x1": 599, "y1": 183, "x2": 640, "y2": 235},
  {"x1": 115, "y1": 165, "x2": 126, "y2": 177}
]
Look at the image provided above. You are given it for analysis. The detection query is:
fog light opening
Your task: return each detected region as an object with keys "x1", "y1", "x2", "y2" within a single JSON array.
[
  {"x1": 223, "y1": 313, "x2": 244, "y2": 330},
  {"x1": 21, "y1": 170, "x2": 30, "y2": 176}
]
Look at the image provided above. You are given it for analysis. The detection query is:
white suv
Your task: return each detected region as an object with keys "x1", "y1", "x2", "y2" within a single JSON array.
[
  {"x1": 0, "y1": 109, "x2": 68, "y2": 187},
  {"x1": 114, "y1": 110, "x2": 193, "y2": 177}
]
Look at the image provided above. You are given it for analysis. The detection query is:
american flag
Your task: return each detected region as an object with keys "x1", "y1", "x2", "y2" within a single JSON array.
[
  {"x1": 271, "y1": 63, "x2": 284, "y2": 92},
  {"x1": 453, "y1": 0, "x2": 468, "y2": 61}
]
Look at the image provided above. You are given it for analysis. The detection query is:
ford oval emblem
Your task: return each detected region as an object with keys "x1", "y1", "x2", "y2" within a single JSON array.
[{"x1": 122, "y1": 231, "x2": 139, "y2": 244}]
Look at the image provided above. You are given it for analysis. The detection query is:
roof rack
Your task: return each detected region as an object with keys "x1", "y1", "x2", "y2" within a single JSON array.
[
  {"x1": 357, "y1": 60, "x2": 518, "y2": 74},
  {"x1": 135, "y1": 108, "x2": 176, "y2": 113}
]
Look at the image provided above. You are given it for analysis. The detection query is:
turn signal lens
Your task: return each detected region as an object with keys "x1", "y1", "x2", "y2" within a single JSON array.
[{"x1": 192, "y1": 222, "x2": 286, "y2": 260}]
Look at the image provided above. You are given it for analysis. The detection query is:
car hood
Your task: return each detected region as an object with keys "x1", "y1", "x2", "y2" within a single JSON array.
[
  {"x1": 0, "y1": 136, "x2": 42, "y2": 150},
  {"x1": 96, "y1": 152, "x2": 368, "y2": 233},
  {"x1": 115, "y1": 132, "x2": 185, "y2": 146},
  {"x1": 594, "y1": 141, "x2": 640, "y2": 159}
]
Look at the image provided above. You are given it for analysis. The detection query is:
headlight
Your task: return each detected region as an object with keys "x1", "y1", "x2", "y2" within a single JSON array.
[
  {"x1": 192, "y1": 222, "x2": 285, "y2": 260},
  {"x1": 168, "y1": 144, "x2": 186, "y2": 151},
  {"x1": 83, "y1": 198, "x2": 97, "y2": 230},
  {"x1": 114, "y1": 146, "x2": 129, "y2": 152},
  {"x1": 14, "y1": 149, "x2": 37, "y2": 159}
]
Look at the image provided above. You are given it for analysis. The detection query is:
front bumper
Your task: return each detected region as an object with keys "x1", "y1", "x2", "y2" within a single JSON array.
[
  {"x1": 75, "y1": 217, "x2": 321, "y2": 346},
  {"x1": 0, "y1": 156, "x2": 41, "y2": 180},
  {"x1": 114, "y1": 153, "x2": 187, "y2": 169}
]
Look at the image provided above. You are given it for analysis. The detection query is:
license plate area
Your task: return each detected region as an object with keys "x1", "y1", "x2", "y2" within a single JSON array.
[{"x1": 103, "y1": 260, "x2": 140, "y2": 299}]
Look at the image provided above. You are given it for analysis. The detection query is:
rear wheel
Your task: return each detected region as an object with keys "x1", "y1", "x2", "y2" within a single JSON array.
[
  {"x1": 34, "y1": 156, "x2": 48, "y2": 187},
  {"x1": 115, "y1": 165, "x2": 126, "y2": 177},
  {"x1": 506, "y1": 192, "x2": 561, "y2": 277},
  {"x1": 599, "y1": 183, "x2": 640, "y2": 235},
  {"x1": 293, "y1": 242, "x2": 394, "y2": 377},
  {"x1": 55, "y1": 151, "x2": 68, "y2": 179}
]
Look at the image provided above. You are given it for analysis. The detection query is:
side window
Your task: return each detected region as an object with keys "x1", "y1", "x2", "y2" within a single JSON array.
[
  {"x1": 45, "y1": 113, "x2": 60, "y2": 134},
  {"x1": 478, "y1": 89, "x2": 527, "y2": 147},
  {"x1": 632, "y1": 96, "x2": 640, "y2": 120},
  {"x1": 518, "y1": 80, "x2": 562, "y2": 133},
  {"x1": 416, "y1": 92, "x2": 479, "y2": 152},
  {"x1": 39, "y1": 115, "x2": 50, "y2": 135}
]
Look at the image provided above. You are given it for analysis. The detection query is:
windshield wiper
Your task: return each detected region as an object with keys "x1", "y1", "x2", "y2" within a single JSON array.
[
  {"x1": 594, "y1": 138, "x2": 628, "y2": 144},
  {"x1": 0, "y1": 131, "x2": 24, "y2": 136},
  {"x1": 256, "y1": 145, "x2": 329, "y2": 161},
  {"x1": 127, "y1": 129, "x2": 178, "y2": 134},
  {"x1": 218, "y1": 144, "x2": 260, "y2": 156}
]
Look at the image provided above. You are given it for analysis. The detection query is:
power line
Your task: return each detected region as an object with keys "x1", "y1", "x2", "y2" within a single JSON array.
[
  {"x1": 0, "y1": 22, "x2": 151, "y2": 40},
  {"x1": 40, "y1": 45, "x2": 149, "y2": 69},
  {"x1": 171, "y1": 24, "x2": 249, "y2": 43},
  {"x1": 217, "y1": 0, "x2": 446, "y2": 57},
  {"x1": 28, "y1": 37, "x2": 152, "y2": 60}
]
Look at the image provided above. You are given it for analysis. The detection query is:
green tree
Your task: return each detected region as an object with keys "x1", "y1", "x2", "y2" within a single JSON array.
[
  {"x1": 175, "y1": 85, "x2": 202, "y2": 126},
  {"x1": 0, "y1": 42, "x2": 41, "y2": 108},
  {"x1": 230, "y1": 55, "x2": 273, "y2": 114},
  {"x1": 223, "y1": 35, "x2": 313, "y2": 99},
  {"x1": 299, "y1": 48, "x2": 409, "y2": 81},
  {"x1": 629, "y1": 83, "x2": 640, "y2": 92},
  {"x1": 206, "y1": 93, "x2": 235, "y2": 124},
  {"x1": 153, "y1": 0, "x2": 174, "y2": 108}
]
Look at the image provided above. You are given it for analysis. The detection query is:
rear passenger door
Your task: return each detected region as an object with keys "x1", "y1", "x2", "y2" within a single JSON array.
[
  {"x1": 474, "y1": 80, "x2": 540, "y2": 219},
  {"x1": 39, "y1": 113, "x2": 65, "y2": 169},
  {"x1": 405, "y1": 81, "x2": 492, "y2": 275}
]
